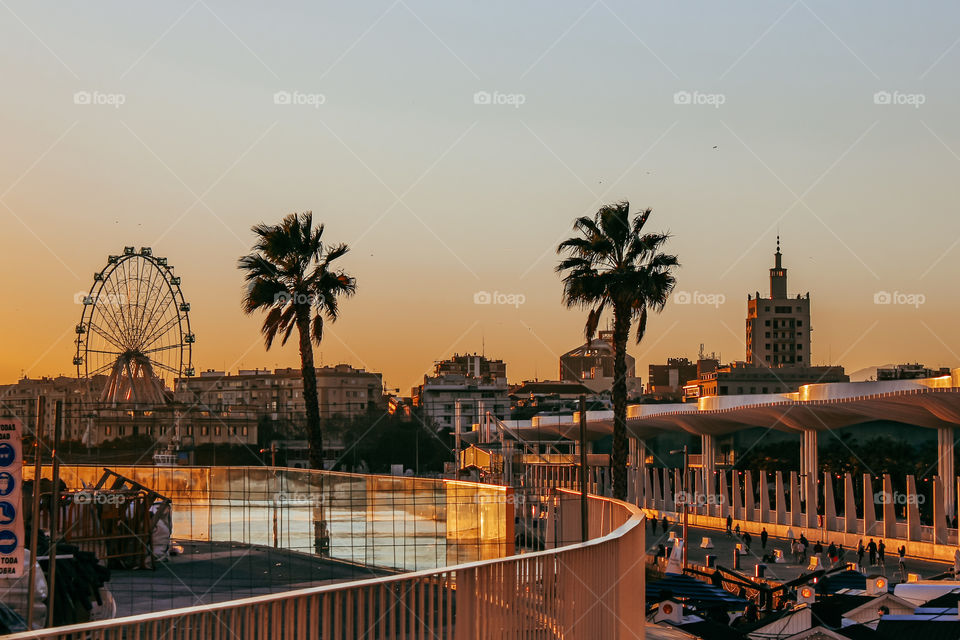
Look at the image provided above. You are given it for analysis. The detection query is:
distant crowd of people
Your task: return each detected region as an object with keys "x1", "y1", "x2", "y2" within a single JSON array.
[
  {"x1": 651, "y1": 512, "x2": 911, "y2": 575},
  {"x1": 723, "y1": 513, "x2": 907, "y2": 572}
]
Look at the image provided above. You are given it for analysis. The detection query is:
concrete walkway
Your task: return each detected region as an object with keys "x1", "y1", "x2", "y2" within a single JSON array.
[
  {"x1": 645, "y1": 521, "x2": 952, "y2": 583},
  {"x1": 108, "y1": 541, "x2": 391, "y2": 618}
]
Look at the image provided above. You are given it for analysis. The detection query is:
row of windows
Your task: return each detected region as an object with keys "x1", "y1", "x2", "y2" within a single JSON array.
[
  {"x1": 440, "y1": 402, "x2": 509, "y2": 411},
  {"x1": 198, "y1": 379, "x2": 299, "y2": 390},
  {"x1": 762, "y1": 319, "x2": 803, "y2": 328},
  {"x1": 438, "y1": 412, "x2": 509, "y2": 424},
  {"x1": 202, "y1": 389, "x2": 367, "y2": 402},
  {"x1": 719, "y1": 386, "x2": 786, "y2": 394},
  {"x1": 430, "y1": 391, "x2": 504, "y2": 401},
  {"x1": 762, "y1": 305, "x2": 804, "y2": 313},
  {"x1": 766, "y1": 343, "x2": 803, "y2": 352},
  {"x1": 765, "y1": 354, "x2": 802, "y2": 363},
  {"x1": 188, "y1": 378, "x2": 373, "y2": 391},
  {"x1": 213, "y1": 390, "x2": 299, "y2": 400},
  {"x1": 103, "y1": 425, "x2": 250, "y2": 437},
  {"x1": 186, "y1": 426, "x2": 249, "y2": 436}
]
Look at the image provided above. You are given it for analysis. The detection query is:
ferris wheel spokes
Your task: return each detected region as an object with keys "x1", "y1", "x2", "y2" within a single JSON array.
[{"x1": 74, "y1": 247, "x2": 194, "y2": 405}]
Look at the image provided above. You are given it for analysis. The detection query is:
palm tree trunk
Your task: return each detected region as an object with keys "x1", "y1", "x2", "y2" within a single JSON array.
[
  {"x1": 296, "y1": 306, "x2": 324, "y2": 469},
  {"x1": 611, "y1": 305, "x2": 630, "y2": 500}
]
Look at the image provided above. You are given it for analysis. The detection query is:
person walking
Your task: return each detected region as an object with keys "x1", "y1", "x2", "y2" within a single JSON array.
[
  {"x1": 761, "y1": 528, "x2": 769, "y2": 550},
  {"x1": 743, "y1": 531, "x2": 752, "y2": 552},
  {"x1": 898, "y1": 545, "x2": 906, "y2": 578},
  {"x1": 650, "y1": 514, "x2": 658, "y2": 535},
  {"x1": 878, "y1": 540, "x2": 886, "y2": 568},
  {"x1": 662, "y1": 515, "x2": 669, "y2": 534},
  {"x1": 827, "y1": 542, "x2": 837, "y2": 567},
  {"x1": 727, "y1": 514, "x2": 733, "y2": 537},
  {"x1": 735, "y1": 523, "x2": 741, "y2": 538},
  {"x1": 867, "y1": 539, "x2": 878, "y2": 566},
  {"x1": 791, "y1": 539, "x2": 800, "y2": 563},
  {"x1": 857, "y1": 540, "x2": 865, "y2": 570}
]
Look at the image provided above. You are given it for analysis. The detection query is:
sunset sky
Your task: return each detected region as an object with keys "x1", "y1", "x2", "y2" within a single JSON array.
[{"x1": 2, "y1": 1, "x2": 960, "y2": 392}]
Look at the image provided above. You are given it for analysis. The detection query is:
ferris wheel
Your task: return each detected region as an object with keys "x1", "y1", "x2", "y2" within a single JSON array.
[{"x1": 74, "y1": 246, "x2": 195, "y2": 404}]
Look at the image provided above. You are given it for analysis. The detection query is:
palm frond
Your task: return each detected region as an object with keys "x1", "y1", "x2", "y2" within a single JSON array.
[
  {"x1": 649, "y1": 252, "x2": 680, "y2": 270},
  {"x1": 630, "y1": 207, "x2": 652, "y2": 237},
  {"x1": 572, "y1": 215, "x2": 603, "y2": 238},
  {"x1": 555, "y1": 256, "x2": 592, "y2": 273},
  {"x1": 585, "y1": 300, "x2": 607, "y2": 340},
  {"x1": 237, "y1": 254, "x2": 280, "y2": 282},
  {"x1": 597, "y1": 201, "x2": 631, "y2": 249},
  {"x1": 635, "y1": 305, "x2": 648, "y2": 344},
  {"x1": 279, "y1": 304, "x2": 298, "y2": 346},
  {"x1": 625, "y1": 231, "x2": 671, "y2": 264},
  {"x1": 261, "y1": 305, "x2": 285, "y2": 350},
  {"x1": 321, "y1": 242, "x2": 350, "y2": 268},
  {"x1": 556, "y1": 236, "x2": 593, "y2": 255},
  {"x1": 242, "y1": 278, "x2": 289, "y2": 314},
  {"x1": 311, "y1": 314, "x2": 324, "y2": 345}
]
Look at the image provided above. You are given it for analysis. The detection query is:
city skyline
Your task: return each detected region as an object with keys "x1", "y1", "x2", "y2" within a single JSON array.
[
  {"x1": 4, "y1": 234, "x2": 952, "y2": 392},
  {"x1": 3, "y1": 2, "x2": 960, "y2": 391}
]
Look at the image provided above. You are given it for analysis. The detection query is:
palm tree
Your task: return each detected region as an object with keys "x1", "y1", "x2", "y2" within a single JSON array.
[
  {"x1": 239, "y1": 212, "x2": 356, "y2": 470},
  {"x1": 556, "y1": 202, "x2": 678, "y2": 499}
]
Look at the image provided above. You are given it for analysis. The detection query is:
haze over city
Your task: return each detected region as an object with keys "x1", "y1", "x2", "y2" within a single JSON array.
[{"x1": 3, "y1": 1, "x2": 960, "y2": 390}]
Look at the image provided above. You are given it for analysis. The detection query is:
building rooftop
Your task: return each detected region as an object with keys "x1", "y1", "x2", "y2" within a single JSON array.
[
  {"x1": 509, "y1": 380, "x2": 596, "y2": 396},
  {"x1": 560, "y1": 336, "x2": 616, "y2": 359},
  {"x1": 646, "y1": 573, "x2": 748, "y2": 609},
  {"x1": 190, "y1": 365, "x2": 376, "y2": 380}
]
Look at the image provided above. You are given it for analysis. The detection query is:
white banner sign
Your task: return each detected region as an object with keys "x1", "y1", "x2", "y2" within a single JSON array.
[{"x1": 0, "y1": 418, "x2": 24, "y2": 577}]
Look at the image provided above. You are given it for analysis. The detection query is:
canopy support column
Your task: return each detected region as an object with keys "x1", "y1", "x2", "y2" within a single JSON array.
[
  {"x1": 938, "y1": 426, "x2": 955, "y2": 521},
  {"x1": 800, "y1": 428, "x2": 818, "y2": 527},
  {"x1": 700, "y1": 434, "x2": 716, "y2": 502}
]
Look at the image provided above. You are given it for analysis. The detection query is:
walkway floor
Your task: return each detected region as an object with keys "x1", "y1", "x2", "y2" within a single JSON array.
[
  {"x1": 645, "y1": 521, "x2": 953, "y2": 583},
  {"x1": 108, "y1": 541, "x2": 390, "y2": 618}
]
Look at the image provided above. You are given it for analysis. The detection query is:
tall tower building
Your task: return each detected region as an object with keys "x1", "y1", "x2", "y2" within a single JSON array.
[{"x1": 746, "y1": 237, "x2": 811, "y2": 366}]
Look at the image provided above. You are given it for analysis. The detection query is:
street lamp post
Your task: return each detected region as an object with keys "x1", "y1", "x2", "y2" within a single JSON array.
[{"x1": 671, "y1": 446, "x2": 689, "y2": 570}]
